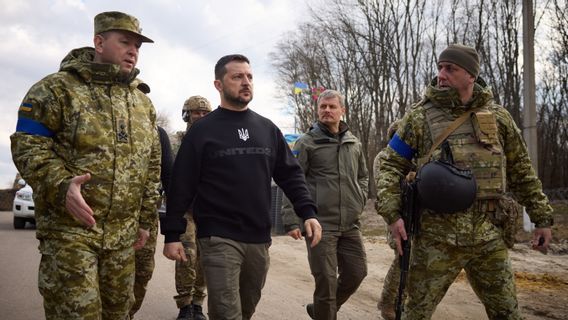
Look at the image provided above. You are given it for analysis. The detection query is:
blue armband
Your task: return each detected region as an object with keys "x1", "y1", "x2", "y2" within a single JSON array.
[
  {"x1": 16, "y1": 117, "x2": 54, "y2": 137},
  {"x1": 388, "y1": 133, "x2": 415, "y2": 161}
]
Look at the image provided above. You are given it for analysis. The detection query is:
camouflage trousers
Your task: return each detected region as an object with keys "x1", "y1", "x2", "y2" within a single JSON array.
[
  {"x1": 380, "y1": 249, "x2": 400, "y2": 311},
  {"x1": 306, "y1": 229, "x2": 367, "y2": 320},
  {"x1": 402, "y1": 235, "x2": 521, "y2": 320},
  {"x1": 129, "y1": 219, "x2": 159, "y2": 318},
  {"x1": 380, "y1": 228, "x2": 400, "y2": 309},
  {"x1": 38, "y1": 238, "x2": 135, "y2": 320},
  {"x1": 175, "y1": 213, "x2": 207, "y2": 308}
]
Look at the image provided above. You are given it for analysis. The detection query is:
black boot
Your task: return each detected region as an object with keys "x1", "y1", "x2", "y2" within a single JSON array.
[
  {"x1": 306, "y1": 303, "x2": 315, "y2": 319},
  {"x1": 177, "y1": 304, "x2": 193, "y2": 320},
  {"x1": 192, "y1": 303, "x2": 207, "y2": 320}
]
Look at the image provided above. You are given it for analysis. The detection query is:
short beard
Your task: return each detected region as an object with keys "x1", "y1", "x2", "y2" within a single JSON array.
[{"x1": 223, "y1": 90, "x2": 252, "y2": 109}]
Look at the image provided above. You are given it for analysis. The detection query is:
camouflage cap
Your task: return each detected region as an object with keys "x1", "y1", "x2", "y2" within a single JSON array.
[
  {"x1": 183, "y1": 96, "x2": 212, "y2": 112},
  {"x1": 94, "y1": 11, "x2": 153, "y2": 43}
]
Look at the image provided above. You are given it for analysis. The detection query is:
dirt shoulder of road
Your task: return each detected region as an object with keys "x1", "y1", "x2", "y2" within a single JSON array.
[{"x1": 256, "y1": 201, "x2": 568, "y2": 320}]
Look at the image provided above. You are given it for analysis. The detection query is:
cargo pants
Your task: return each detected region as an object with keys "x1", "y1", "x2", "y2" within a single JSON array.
[
  {"x1": 198, "y1": 236, "x2": 270, "y2": 320},
  {"x1": 403, "y1": 235, "x2": 521, "y2": 320},
  {"x1": 38, "y1": 238, "x2": 135, "y2": 320},
  {"x1": 379, "y1": 228, "x2": 401, "y2": 318},
  {"x1": 174, "y1": 213, "x2": 207, "y2": 307},
  {"x1": 306, "y1": 228, "x2": 367, "y2": 320},
  {"x1": 129, "y1": 215, "x2": 159, "y2": 318}
]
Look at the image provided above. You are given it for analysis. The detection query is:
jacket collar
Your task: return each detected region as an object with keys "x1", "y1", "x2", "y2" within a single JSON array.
[
  {"x1": 59, "y1": 47, "x2": 140, "y2": 85},
  {"x1": 424, "y1": 77, "x2": 494, "y2": 114}
]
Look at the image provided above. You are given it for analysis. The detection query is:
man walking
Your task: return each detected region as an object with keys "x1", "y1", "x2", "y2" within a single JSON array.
[
  {"x1": 11, "y1": 11, "x2": 160, "y2": 319},
  {"x1": 283, "y1": 89, "x2": 369, "y2": 320},
  {"x1": 161, "y1": 54, "x2": 322, "y2": 320},
  {"x1": 376, "y1": 44, "x2": 553, "y2": 319},
  {"x1": 175, "y1": 95, "x2": 212, "y2": 320}
]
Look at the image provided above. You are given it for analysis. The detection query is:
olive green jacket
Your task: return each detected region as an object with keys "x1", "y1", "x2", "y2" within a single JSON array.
[
  {"x1": 375, "y1": 78, "x2": 553, "y2": 246},
  {"x1": 11, "y1": 47, "x2": 161, "y2": 249},
  {"x1": 283, "y1": 121, "x2": 369, "y2": 232}
]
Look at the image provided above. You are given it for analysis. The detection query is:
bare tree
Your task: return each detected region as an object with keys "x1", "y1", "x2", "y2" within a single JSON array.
[
  {"x1": 271, "y1": 0, "x2": 568, "y2": 193},
  {"x1": 537, "y1": 0, "x2": 568, "y2": 188}
]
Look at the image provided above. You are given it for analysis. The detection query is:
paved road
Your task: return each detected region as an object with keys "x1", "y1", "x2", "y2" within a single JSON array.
[{"x1": 0, "y1": 211, "x2": 185, "y2": 320}]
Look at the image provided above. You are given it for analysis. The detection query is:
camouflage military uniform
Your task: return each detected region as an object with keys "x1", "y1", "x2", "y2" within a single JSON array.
[
  {"x1": 175, "y1": 213, "x2": 207, "y2": 307},
  {"x1": 175, "y1": 96, "x2": 210, "y2": 319},
  {"x1": 130, "y1": 215, "x2": 158, "y2": 318},
  {"x1": 11, "y1": 46, "x2": 161, "y2": 319},
  {"x1": 373, "y1": 150, "x2": 399, "y2": 320},
  {"x1": 375, "y1": 77, "x2": 553, "y2": 319},
  {"x1": 130, "y1": 127, "x2": 173, "y2": 319}
]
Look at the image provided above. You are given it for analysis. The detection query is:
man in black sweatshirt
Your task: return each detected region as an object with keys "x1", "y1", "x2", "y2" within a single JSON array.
[{"x1": 161, "y1": 54, "x2": 322, "y2": 320}]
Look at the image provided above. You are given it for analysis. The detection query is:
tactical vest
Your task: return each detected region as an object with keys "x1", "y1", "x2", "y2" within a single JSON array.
[{"x1": 419, "y1": 103, "x2": 506, "y2": 200}]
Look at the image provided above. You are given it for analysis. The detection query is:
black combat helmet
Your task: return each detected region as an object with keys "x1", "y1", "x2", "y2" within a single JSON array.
[{"x1": 415, "y1": 160, "x2": 477, "y2": 213}]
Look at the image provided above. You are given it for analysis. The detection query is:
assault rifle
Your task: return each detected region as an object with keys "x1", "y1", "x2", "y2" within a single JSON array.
[{"x1": 395, "y1": 173, "x2": 421, "y2": 320}]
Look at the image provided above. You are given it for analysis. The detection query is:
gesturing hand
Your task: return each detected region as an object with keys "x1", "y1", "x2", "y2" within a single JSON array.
[{"x1": 65, "y1": 173, "x2": 95, "y2": 228}]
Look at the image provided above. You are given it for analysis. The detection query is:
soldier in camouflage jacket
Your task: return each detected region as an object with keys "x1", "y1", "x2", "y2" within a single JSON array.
[
  {"x1": 375, "y1": 44, "x2": 553, "y2": 319},
  {"x1": 10, "y1": 11, "x2": 160, "y2": 320}
]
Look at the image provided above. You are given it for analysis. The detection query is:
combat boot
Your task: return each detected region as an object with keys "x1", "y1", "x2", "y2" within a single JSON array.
[
  {"x1": 306, "y1": 303, "x2": 315, "y2": 319},
  {"x1": 192, "y1": 303, "x2": 207, "y2": 320},
  {"x1": 177, "y1": 304, "x2": 193, "y2": 320}
]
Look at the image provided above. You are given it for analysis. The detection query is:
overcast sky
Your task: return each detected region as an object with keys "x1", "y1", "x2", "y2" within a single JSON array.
[{"x1": 0, "y1": 0, "x2": 317, "y2": 188}]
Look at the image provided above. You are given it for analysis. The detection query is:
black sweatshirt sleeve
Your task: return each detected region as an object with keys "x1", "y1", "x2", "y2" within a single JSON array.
[
  {"x1": 160, "y1": 127, "x2": 200, "y2": 242},
  {"x1": 157, "y1": 126, "x2": 173, "y2": 195},
  {"x1": 272, "y1": 130, "x2": 317, "y2": 220}
]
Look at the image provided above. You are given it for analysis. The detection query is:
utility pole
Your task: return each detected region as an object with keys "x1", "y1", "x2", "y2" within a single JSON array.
[{"x1": 522, "y1": 0, "x2": 538, "y2": 170}]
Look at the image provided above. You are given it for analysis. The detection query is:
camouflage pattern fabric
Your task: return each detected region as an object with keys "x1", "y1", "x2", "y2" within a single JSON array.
[
  {"x1": 375, "y1": 77, "x2": 552, "y2": 319},
  {"x1": 11, "y1": 46, "x2": 161, "y2": 320},
  {"x1": 129, "y1": 214, "x2": 159, "y2": 318},
  {"x1": 403, "y1": 236, "x2": 520, "y2": 320},
  {"x1": 373, "y1": 149, "x2": 400, "y2": 320},
  {"x1": 38, "y1": 238, "x2": 135, "y2": 320},
  {"x1": 11, "y1": 46, "x2": 161, "y2": 249},
  {"x1": 490, "y1": 196, "x2": 523, "y2": 249},
  {"x1": 379, "y1": 251, "x2": 399, "y2": 320},
  {"x1": 174, "y1": 212, "x2": 207, "y2": 307},
  {"x1": 94, "y1": 11, "x2": 153, "y2": 43},
  {"x1": 376, "y1": 77, "x2": 553, "y2": 244}
]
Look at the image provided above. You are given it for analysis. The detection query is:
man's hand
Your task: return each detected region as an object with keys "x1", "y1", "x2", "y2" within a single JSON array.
[
  {"x1": 287, "y1": 228, "x2": 302, "y2": 240},
  {"x1": 163, "y1": 242, "x2": 187, "y2": 262},
  {"x1": 65, "y1": 173, "x2": 95, "y2": 228},
  {"x1": 389, "y1": 218, "x2": 407, "y2": 256},
  {"x1": 304, "y1": 218, "x2": 322, "y2": 248},
  {"x1": 133, "y1": 228, "x2": 150, "y2": 250},
  {"x1": 531, "y1": 227, "x2": 552, "y2": 254}
]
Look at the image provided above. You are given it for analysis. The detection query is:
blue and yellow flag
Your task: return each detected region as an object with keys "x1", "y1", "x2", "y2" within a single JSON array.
[{"x1": 293, "y1": 82, "x2": 308, "y2": 94}]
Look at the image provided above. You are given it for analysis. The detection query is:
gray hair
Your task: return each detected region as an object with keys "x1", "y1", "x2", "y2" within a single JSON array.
[{"x1": 317, "y1": 89, "x2": 345, "y2": 107}]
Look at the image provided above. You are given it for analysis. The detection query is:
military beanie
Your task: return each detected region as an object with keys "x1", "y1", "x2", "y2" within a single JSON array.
[
  {"x1": 438, "y1": 44, "x2": 480, "y2": 77},
  {"x1": 94, "y1": 11, "x2": 154, "y2": 43}
]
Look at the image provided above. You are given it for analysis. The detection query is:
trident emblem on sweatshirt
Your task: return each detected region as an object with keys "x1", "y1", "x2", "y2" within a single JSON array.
[{"x1": 238, "y1": 128, "x2": 249, "y2": 141}]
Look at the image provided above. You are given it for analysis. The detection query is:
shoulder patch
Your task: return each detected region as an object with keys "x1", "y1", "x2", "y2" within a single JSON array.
[{"x1": 19, "y1": 102, "x2": 33, "y2": 112}]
